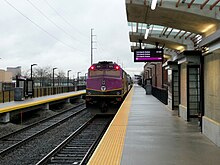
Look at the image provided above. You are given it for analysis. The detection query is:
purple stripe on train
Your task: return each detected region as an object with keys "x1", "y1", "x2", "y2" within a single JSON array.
[{"x1": 87, "y1": 78, "x2": 122, "y2": 91}]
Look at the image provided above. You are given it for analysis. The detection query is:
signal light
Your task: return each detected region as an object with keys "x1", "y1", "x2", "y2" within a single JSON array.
[
  {"x1": 115, "y1": 65, "x2": 120, "y2": 70},
  {"x1": 90, "y1": 66, "x2": 95, "y2": 70}
]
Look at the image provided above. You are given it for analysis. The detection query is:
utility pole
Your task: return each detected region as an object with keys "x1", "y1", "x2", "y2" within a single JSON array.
[{"x1": 91, "y1": 28, "x2": 96, "y2": 65}]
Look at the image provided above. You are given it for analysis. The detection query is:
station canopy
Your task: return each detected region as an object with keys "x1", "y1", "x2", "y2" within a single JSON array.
[{"x1": 126, "y1": 0, "x2": 220, "y2": 58}]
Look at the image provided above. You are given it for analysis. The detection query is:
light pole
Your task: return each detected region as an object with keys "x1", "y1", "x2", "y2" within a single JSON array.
[
  {"x1": 77, "y1": 72, "x2": 81, "y2": 86},
  {"x1": 31, "y1": 64, "x2": 37, "y2": 80},
  {"x1": 52, "y1": 67, "x2": 57, "y2": 95},
  {"x1": 52, "y1": 67, "x2": 57, "y2": 87},
  {"x1": 67, "y1": 70, "x2": 71, "y2": 92},
  {"x1": 30, "y1": 64, "x2": 37, "y2": 98},
  {"x1": 73, "y1": 75, "x2": 76, "y2": 91}
]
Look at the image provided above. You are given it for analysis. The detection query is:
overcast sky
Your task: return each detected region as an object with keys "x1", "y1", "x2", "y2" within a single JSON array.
[{"x1": 0, "y1": 0, "x2": 144, "y2": 78}]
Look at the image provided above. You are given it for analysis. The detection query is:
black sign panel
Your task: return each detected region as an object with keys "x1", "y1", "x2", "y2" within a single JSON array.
[{"x1": 134, "y1": 49, "x2": 163, "y2": 62}]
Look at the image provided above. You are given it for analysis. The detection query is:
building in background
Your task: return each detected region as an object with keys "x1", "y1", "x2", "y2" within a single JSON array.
[
  {"x1": 7, "y1": 66, "x2": 21, "y2": 80},
  {"x1": 0, "y1": 69, "x2": 12, "y2": 82},
  {"x1": 0, "y1": 69, "x2": 13, "y2": 91}
]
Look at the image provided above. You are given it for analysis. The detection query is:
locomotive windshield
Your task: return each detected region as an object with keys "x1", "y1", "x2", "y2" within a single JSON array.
[
  {"x1": 89, "y1": 70, "x2": 120, "y2": 77},
  {"x1": 105, "y1": 70, "x2": 120, "y2": 77},
  {"x1": 89, "y1": 62, "x2": 121, "y2": 77}
]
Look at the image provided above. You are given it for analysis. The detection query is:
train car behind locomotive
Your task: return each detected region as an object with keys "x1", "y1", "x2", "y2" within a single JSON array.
[{"x1": 86, "y1": 61, "x2": 132, "y2": 112}]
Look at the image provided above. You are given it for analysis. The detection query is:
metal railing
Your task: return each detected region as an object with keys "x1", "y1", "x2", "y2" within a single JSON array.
[
  {"x1": 152, "y1": 86, "x2": 168, "y2": 105},
  {"x1": 0, "y1": 85, "x2": 86, "y2": 104}
]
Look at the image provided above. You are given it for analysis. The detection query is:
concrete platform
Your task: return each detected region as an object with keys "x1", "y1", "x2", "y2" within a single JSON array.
[
  {"x1": 89, "y1": 85, "x2": 220, "y2": 165},
  {"x1": 0, "y1": 90, "x2": 85, "y2": 122}
]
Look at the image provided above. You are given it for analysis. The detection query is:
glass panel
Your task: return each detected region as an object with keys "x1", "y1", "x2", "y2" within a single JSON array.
[
  {"x1": 105, "y1": 70, "x2": 120, "y2": 77},
  {"x1": 89, "y1": 70, "x2": 103, "y2": 77},
  {"x1": 188, "y1": 66, "x2": 200, "y2": 117},
  {"x1": 89, "y1": 70, "x2": 120, "y2": 77},
  {"x1": 194, "y1": 0, "x2": 220, "y2": 6},
  {"x1": 173, "y1": 71, "x2": 179, "y2": 107}
]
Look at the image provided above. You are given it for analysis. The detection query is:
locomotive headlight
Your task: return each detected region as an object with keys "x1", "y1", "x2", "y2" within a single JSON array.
[{"x1": 101, "y1": 86, "x2": 106, "y2": 91}]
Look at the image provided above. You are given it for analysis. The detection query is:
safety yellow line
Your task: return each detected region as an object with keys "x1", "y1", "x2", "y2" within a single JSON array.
[
  {"x1": 0, "y1": 91, "x2": 85, "y2": 114},
  {"x1": 88, "y1": 87, "x2": 134, "y2": 165}
]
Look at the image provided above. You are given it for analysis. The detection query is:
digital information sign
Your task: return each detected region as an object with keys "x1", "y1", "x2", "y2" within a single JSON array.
[{"x1": 134, "y1": 49, "x2": 163, "y2": 62}]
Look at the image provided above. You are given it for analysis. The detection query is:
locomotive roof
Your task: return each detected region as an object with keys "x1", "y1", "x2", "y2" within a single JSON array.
[
  {"x1": 90, "y1": 61, "x2": 131, "y2": 78},
  {"x1": 97, "y1": 61, "x2": 114, "y2": 65}
]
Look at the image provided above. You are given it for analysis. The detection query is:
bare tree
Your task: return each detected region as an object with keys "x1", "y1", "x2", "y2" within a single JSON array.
[
  {"x1": 56, "y1": 70, "x2": 65, "y2": 86},
  {"x1": 32, "y1": 66, "x2": 51, "y2": 87},
  {"x1": 22, "y1": 68, "x2": 30, "y2": 78},
  {"x1": 21, "y1": 66, "x2": 67, "y2": 87}
]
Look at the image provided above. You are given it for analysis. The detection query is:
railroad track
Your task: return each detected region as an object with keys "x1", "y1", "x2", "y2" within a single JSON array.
[
  {"x1": 36, "y1": 115, "x2": 113, "y2": 165},
  {"x1": 0, "y1": 103, "x2": 86, "y2": 156}
]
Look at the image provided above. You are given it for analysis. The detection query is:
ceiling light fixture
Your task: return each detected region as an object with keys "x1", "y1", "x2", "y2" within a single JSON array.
[{"x1": 151, "y1": 0, "x2": 157, "y2": 10}]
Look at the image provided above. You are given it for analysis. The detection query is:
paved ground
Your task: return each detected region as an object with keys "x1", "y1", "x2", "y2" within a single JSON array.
[{"x1": 121, "y1": 86, "x2": 220, "y2": 165}]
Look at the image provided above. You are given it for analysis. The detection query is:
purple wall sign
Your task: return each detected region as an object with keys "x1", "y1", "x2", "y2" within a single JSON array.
[{"x1": 134, "y1": 49, "x2": 163, "y2": 62}]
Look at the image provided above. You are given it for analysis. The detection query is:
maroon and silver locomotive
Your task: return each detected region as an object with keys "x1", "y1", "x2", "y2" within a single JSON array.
[{"x1": 86, "y1": 61, "x2": 132, "y2": 112}]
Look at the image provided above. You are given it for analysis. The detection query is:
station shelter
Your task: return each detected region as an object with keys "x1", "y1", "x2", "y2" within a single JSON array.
[{"x1": 126, "y1": 0, "x2": 220, "y2": 147}]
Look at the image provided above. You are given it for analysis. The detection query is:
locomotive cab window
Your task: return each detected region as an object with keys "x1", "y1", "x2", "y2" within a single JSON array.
[
  {"x1": 105, "y1": 70, "x2": 120, "y2": 77},
  {"x1": 89, "y1": 70, "x2": 120, "y2": 77},
  {"x1": 89, "y1": 70, "x2": 103, "y2": 77}
]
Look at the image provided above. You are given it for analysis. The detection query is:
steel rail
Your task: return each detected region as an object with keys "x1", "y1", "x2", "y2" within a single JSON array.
[
  {"x1": 36, "y1": 115, "x2": 113, "y2": 165},
  {"x1": 0, "y1": 103, "x2": 86, "y2": 156},
  {"x1": 0, "y1": 102, "x2": 85, "y2": 140},
  {"x1": 36, "y1": 116, "x2": 96, "y2": 165},
  {"x1": 80, "y1": 117, "x2": 111, "y2": 165}
]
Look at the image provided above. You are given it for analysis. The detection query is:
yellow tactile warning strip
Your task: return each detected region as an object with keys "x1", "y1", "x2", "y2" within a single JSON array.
[
  {"x1": 0, "y1": 91, "x2": 85, "y2": 114},
  {"x1": 88, "y1": 87, "x2": 134, "y2": 165}
]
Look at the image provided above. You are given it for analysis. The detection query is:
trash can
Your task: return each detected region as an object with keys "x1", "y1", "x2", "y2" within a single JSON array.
[
  {"x1": 14, "y1": 87, "x2": 25, "y2": 101},
  {"x1": 145, "y1": 84, "x2": 152, "y2": 95},
  {"x1": 145, "y1": 78, "x2": 152, "y2": 95}
]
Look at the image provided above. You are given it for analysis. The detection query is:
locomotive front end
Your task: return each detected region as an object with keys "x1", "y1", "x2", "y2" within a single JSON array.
[{"x1": 86, "y1": 61, "x2": 123, "y2": 111}]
